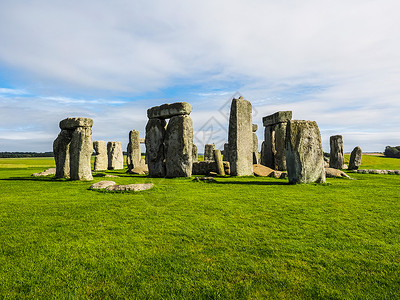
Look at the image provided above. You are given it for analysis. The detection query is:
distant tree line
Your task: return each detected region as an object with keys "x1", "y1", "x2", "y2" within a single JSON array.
[
  {"x1": 384, "y1": 146, "x2": 400, "y2": 158},
  {"x1": 0, "y1": 152, "x2": 54, "y2": 158}
]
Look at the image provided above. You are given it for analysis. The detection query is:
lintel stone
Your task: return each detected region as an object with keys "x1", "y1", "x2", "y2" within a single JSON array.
[
  {"x1": 60, "y1": 117, "x2": 93, "y2": 130},
  {"x1": 262, "y1": 111, "x2": 292, "y2": 127},
  {"x1": 147, "y1": 102, "x2": 192, "y2": 119}
]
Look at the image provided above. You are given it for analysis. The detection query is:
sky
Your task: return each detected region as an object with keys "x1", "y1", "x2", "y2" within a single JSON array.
[{"x1": 1, "y1": 0, "x2": 399, "y2": 153}]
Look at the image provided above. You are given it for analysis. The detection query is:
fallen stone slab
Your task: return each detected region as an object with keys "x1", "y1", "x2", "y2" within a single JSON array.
[
  {"x1": 262, "y1": 111, "x2": 292, "y2": 127},
  {"x1": 105, "y1": 183, "x2": 154, "y2": 192},
  {"x1": 193, "y1": 177, "x2": 216, "y2": 183},
  {"x1": 128, "y1": 165, "x2": 149, "y2": 175},
  {"x1": 253, "y1": 164, "x2": 274, "y2": 177},
  {"x1": 147, "y1": 102, "x2": 192, "y2": 119},
  {"x1": 268, "y1": 170, "x2": 288, "y2": 179},
  {"x1": 90, "y1": 181, "x2": 116, "y2": 189},
  {"x1": 325, "y1": 168, "x2": 351, "y2": 178},
  {"x1": 32, "y1": 168, "x2": 56, "y2": 177}
]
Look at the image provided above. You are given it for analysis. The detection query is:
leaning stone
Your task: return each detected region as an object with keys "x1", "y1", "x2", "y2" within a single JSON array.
[
  {"x1": 90, "y1": 180, "x2": 116, "y2": 189},
  {"x1": 32, "y1": 168, "x2": 56, "y2": 177},
  {"x1": 60, "y1": 117, "x2": 93, "y2": 130},
  {"x1": 53, "y1": 129, "x2": 72, "y2": 178},
  {"x1": 329, "y1": 135, "x2": 344, "y2": 169},
  {"x1": 93, "y1": 141, "x2": 108, "y2": 171},
  {"x1": 165, "y1": 115, "x2": 193, "y2": 177},
  {"x1": 213, "y1": 150, "x2": 225, "y2": 176},
  {"x1": 106, "y1": 183, "x2": 154, "y2": 192},
  {"x1": 262, "y1": 111, "x2": 292, "y2": 127},
  {"x1": 107, "y1": 142, "x2": 124, "y2": 170},
  {"x1": 147, "y1": 102, "x2": 192, "y2": 119},
  {"x1": 253, "y1": 164, "x2": 274, "y2": 177},
  {"x1": 145, "y1": 118, "x2": 167, "y2": 177},
  {"x1": 228, "y1": 97, "x2": 253, "y2": 176},
  {"x1": 127, "y1": 130, "x2": 142, "y2": 171},
  {"x1": 348, "y1": 146, "x2": 362, "y2": 170},
  {"x1": 204, "y1": 144, "x2": 215, "y2": 161},
  {"x1": 285, "y1": 120, "x2": 326, "y2": 184},
  {"x1": 69, "y1": 126, "x2": 93, "y2": 181},
  {"x1": 325, "y1": 167, "x2": 351, "y2": 178}
]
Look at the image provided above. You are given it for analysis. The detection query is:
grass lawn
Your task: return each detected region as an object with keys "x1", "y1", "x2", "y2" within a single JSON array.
[{"x1": 0, "y1": 156, "x2": 399, "y2": 299}]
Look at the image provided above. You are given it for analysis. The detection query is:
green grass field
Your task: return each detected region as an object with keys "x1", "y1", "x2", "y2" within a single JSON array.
[{"x1": 0, "y1": 155, "x2": 399, "y2": 299}]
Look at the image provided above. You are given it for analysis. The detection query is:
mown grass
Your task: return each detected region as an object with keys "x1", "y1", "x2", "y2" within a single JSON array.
[{"x1": 0, "y1": 156, "x2": 399, "y2": 299}]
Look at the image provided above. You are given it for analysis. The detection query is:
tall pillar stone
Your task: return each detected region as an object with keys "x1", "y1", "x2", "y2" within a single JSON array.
[
  {"x1": 93, "y1": 140, "x2": 107, "y2": 171},
  {"x1": 329, "y1": 135, "x2": 344, "y2": 169},
  {"x1": 107, "y1": 141, "x2": 124, "y2": 170},
  {"x1": 228, "y1": 96, "x2": 253, "y2": 176},
  {"x1": 165, "y1": 115, "x2": 193, "y2": 177},
  {"x1": 204, "y1": 144, "x2": 215, "y2": 161},
  {"x1": 285, "y1": 120, "x2": 326, "y2": 184},
  {"x1": 349, "y1": 146, "x2": 362, "y2": 170},
  {"x1": 127, "y1": 130, "x2": 142, "y2": 171},
  {"x1": 252, "y1": 124, "x2": 259, "y2": 164},
  {"x1": 145, "y1": 118, "x2": 167, "y2": 177},
  {"x1": 223, "y1": 143, "x2": 230, "y2": 162},
  {"x1": 192, "y1": 144, "x2": 198, "y2": 162},
  {"x1": 213, "y1": 149, "x2": 225, "y2": 176},
  {"x1": 54, "y1": 117, "x2": 93, "y2": 180},
  {"x1": 261, "y1": 111, "x2": 291, "y2": 171}
]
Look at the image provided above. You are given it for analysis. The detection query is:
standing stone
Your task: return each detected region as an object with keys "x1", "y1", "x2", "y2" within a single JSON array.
[
  {"x1": 93, "y1": 141, "x2": 107, "y2": 171},
  {"x1": 349, "y1": 146, "x2": 362, "y2": 170},
  {"x1": 145, "y1": 118, "x2": 167, "y2": 177},
  {"x1": 107, "y1": 141, "x2": 124, "y2": 170},
  {"x1": 228, "y1": 97, "x2": 253, "y2": 176},
  {"x1": 213, "y1": 149, "x2": 225, "y2": 176},
  {"x1": 192, "y1": 144, "x2": 198, "y2": 162},
  {"x1": 329, "y1": 135, "x2": 344, "y2": 169},
  {"x1": 165, "y1": 115, "x2": 193, "y2": 177},
  {"x1": 127, "y1": 130, "x2": 142, "y2": 171},
  {"x1": 53, "y1": 129, "x2": 72, "y2": 178},
  {"x1": 53, "y1": 117, "x2": 93, "y2": 180},
  {"x1": 223, "y1": 143, "x2": 230, "y2": 162},
  {"x1": 285, "y1": 120, "x2": 326, "y2": 184},
  {"x1": 204, "y1": 144, "x2": 215, "y2": 161},
  {"x1": 274, "y1": 122, "x2": 287, "y2": 171},
  {"x1": 260, "y1": 141, "x2": 265, "y2": 165},
  {"x1": 252, "y1": 124, "x2": 259, "y2": 164},
  {"x1": 70, "y1": 126, "x2": 93, "y2": 180}
]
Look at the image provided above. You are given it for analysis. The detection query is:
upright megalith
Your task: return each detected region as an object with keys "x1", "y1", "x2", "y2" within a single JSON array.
[
  {"x1": 228, "y1": 96, "x2": 253, "y2": 176},
  {"x1": 252, "y1": 124, "x2": 259, "y2": 164},
  {"x1": 145, "y1": 118, "x2": 167, "y2": 177},
  {"x1": 107, "y1": 141, "x2": 123, "y2": 170},
  {"x1": 213, "y1": 150, "x2": 225, "y2": 176},
  {"x1": 165, "y1": 115, "x2": 193, "y2": 177},
  {"x1": 204, "y1": 144, "x2": 215, "y2": 161},
  {"x1": 145, "y1": 102, "x2": 193, "y2": 177},
  {"x1": 261, "y1": 111, "x2": 292, "y2": 171},
  {"x1": 93, "y1": 141, "x2": 107, "y2": 171},
  {"x1": 53, "y1": 117, "x2": 93, "y2": 180},
  {"x1": 223, "y1": 143, "x2": 230, "y2": 162},
  {"x1": 127, "y1": 130, "x2": 142, "y2": 172},
  {"x1": 329, "y1": 135, "x2": 344, "y2": 169},
  {"x1": 285, "y1": 120, "x2": 326, "y2": 184},
  {"x1": 349, "y1": 146, "x2": 362, "y2": 170},
  {"x1": 192, "y1": 144, "x2": 198, "y2": 162}
]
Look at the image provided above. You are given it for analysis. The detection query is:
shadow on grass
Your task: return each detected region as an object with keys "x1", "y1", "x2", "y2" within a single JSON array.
[{"x1": 1, "y1": 176, "x2": 70, "y2": 182}]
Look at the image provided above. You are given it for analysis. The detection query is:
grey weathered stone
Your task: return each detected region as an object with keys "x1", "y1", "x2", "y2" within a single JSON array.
[
  {"x1": 349, "y1": 146, "x2": 362, "y2": 170},
  {"x1": 139, "y1": 138, "x2": 145, "y2": 144},
  {"x1": 285, "y1": 120, "x2": 326, "y2": 184},
  {"x1": 127, "y1": 130, "x2": 142, "y2": 171},
  {"x1": 262, "y1": 111, "x2": 292, "y2": 127},
  {"x1": 53, "y1": 129, "x2": 72, "y2": 178},
  {"x1": 93, "y1": 141, "x2": 108, "y2": 171},
  {"x1": 60, "y1": 117, "x2": 93, "y2": 130},
  {"x1": 204, "y1": 144, "x2": 215, "y2": 161},
  {"x1": 165, "y1": 115, "x2": 193, "y2": 177},
  {"x1": 253, "y1": 164, "x2": 274, "y2": 177},
  {"x1": 32, "y1": 168, "x2": 56, "y2": 177},
  {"x1": 69, "y1": 126, "x2": 93, "y2": 180},
  {"x1": 145, "y1": 118, "x2": 167, "y2": 177},
  {"x1": 329, "y1": 135, "x2": 344, "y2": 169},
  {"x1": 253, "y1": 132, "x2": 259, "y2": 164},
  {"x1": 128, "y1": 165, "x2": 149, "y2": 175},
  {"x1": 147, "y1": 102, "x2": 192, "y2": 119},
  {"x1": 325, "y1": 167, "x2": 351, "y2": 178},
  {"x1": 213, "y1": 150, "x2": 225, "y2": 176},
  {"x1": 223, "y1": 143, "x2": 230, "y2": 162},
  {"x1": 105, "y1": 183, "x2": 154, "y2": 192},
  {"x1": 192, "y1": 161, "x2": 230, "y2": 175},
  {"x1": 252, "y1": 124, "x2": 258, "y2": 132},
  {"x1": 107, "y1": 141, "x2": 124, "y2": 170},
  {"x1": 261, "y1": 123, "x2": 287, "y2": 171},
  {"x1": 90, "y1": 180, "x2": 116, "y2": 189},
  {"x1": 260, "y1": 141, "x2": 265, "y2": 165},
  {"x1": 228, "y1": 97, "x2": 253, "y2": 176},
  {"x1": 192, "y1": 144, "x2": 198, "y2": 162}
]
